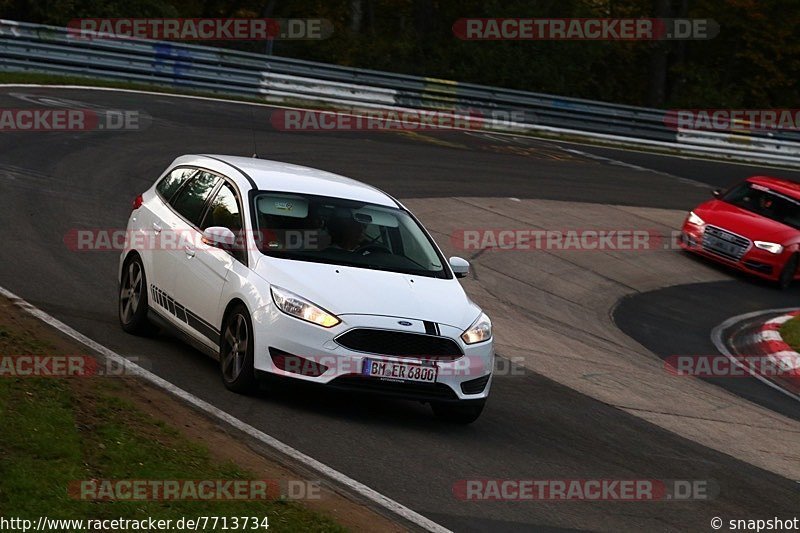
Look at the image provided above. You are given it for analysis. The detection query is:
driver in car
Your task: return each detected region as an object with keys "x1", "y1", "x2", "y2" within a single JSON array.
[{"x1": 326, "y1": 215, "x2": 366, "y2": 252}]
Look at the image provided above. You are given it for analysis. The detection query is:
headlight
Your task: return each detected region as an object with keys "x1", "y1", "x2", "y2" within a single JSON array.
[
  {"x1": 754, "y1": 241, "x2": 784, "y2": 254},
  {"x1": 687, "y1": 211, "x2": 704, "y2": 226},
  {"x1": 461, "y1": 312, "x2": 492, "y2": 344},
  {"x1": 270, "y1": 286, "x2": 340, "y2": 328}
]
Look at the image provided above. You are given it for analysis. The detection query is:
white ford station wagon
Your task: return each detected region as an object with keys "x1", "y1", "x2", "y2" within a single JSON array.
[{"x1": 119, "y1": 155, "x2": 494, "y2": 423}]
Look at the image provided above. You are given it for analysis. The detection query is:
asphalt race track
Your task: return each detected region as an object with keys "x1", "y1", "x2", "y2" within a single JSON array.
[
  {"x1": 614, "y1": 280, "x2": 800, "y2": 421},
  {"x1": 2, "y1": 87, "x2": 800, "y2": 532}
]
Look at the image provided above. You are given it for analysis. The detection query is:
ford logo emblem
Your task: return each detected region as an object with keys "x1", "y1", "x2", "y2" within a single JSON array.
[{"x1": 398, "y1": 321, "x2": 413, "y2": 327}]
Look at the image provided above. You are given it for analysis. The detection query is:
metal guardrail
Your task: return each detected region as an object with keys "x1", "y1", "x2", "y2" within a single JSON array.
[{"x1": 1, "y1": 19, "x2": 799, "y2": 167}]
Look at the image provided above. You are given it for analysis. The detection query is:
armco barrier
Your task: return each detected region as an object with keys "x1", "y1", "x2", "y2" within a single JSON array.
[{"x1": 1, "y1": 19, "x2": 799, "y2": 167}]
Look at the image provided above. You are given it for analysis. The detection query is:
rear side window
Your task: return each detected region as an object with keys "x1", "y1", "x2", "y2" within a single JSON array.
[
  {"x1": 169, "y1": 171, "x2": 220, "y2": 226},
  {"x1": 157, "y1": 167, "x2": 195, "y2": 202}
]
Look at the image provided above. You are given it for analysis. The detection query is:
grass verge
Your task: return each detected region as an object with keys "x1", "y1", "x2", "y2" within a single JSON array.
[
  {"x1": 0, "y1": 320, "x2": 345, "y2": 532},
  {"x1": 779, "y1": 316, "x2": 800, "y2": 352}
]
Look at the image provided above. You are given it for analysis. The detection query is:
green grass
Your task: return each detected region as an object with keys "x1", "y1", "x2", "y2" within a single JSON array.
[
  {"x1": 779, "y1": 316, "x2": 800, "y2": 352},
  {"x1": 0, "y1": 325, "x2": 345, "y2": 532},
  {"x1": 0, "y1": 324, "x2": 56, "y2": 353}
]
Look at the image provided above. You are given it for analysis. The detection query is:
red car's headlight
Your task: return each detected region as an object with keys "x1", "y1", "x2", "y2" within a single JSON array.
[
  {"x1": 753, "y1": 241, "x2": 783, "y2": 254},
  {"x1": 686, "y1": 211, "x2": 704, "y2": 226}
]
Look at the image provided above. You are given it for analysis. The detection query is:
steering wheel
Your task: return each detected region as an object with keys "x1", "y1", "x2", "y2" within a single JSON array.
[{"x1": 355, "y1": 243, "x2": 391, "y2": 255}]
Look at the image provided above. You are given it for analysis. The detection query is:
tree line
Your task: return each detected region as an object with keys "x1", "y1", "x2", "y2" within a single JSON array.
[{"x1": 2, "y1": 0, "x2": 797, "y2": 108}]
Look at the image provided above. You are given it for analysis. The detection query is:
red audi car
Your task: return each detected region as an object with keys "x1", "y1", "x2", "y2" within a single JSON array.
[{"x1": 680, "y1": 176, "x2": 800, "y2": 289}]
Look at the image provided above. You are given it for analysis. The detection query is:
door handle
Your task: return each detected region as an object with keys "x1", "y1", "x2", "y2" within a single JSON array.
[
  {"x1": 152, "y1": 222, "x2": 162, "y2": 234},
  {"x1": 185, "y1": 246, "x2": 196, "y2": 258}
]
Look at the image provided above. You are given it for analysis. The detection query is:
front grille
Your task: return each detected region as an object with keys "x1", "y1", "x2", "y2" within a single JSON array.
[
  {"x1": 335, "y1": 328, "x2": 463, "y2": 360},
  {"x1": 702, "y1": 225, "x2": 750, "y2": 261},
  {"x1": 328, "y1": 375, "x2": 458, "y2": 401},
  {"x1": 461, "y1": 374, "x2": 491, "y2": 395}
]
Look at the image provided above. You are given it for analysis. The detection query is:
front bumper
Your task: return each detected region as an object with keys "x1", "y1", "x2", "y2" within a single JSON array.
[
  {"x1": 251, "y1": 305, "x2": 494, "y2": 402},
  {"x1": 680, "y1": 222, "x2": 787, "y2": 281}
]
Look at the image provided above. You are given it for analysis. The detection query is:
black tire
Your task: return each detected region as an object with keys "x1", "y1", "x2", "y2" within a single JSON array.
[
  {"x1": 220, "y1": 304, "x2": 257, "y2": 394},
  {"x1": 778, "y1": 253, "x2": 799, "y2": 290},
  {"x1": 431, "y1": 400, "x2": 485, "y2": 424},
  {"x1": 119, "y1": 254, "x2": 155, "y2": 335}
]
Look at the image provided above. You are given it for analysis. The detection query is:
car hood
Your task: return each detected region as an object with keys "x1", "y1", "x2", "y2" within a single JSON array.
[
  {"x1": 253, "y1": 256, "x2": 482, "y2": 330},
  {"x1": 694, "y1": 200, "x2": 797, "y2": 242}
]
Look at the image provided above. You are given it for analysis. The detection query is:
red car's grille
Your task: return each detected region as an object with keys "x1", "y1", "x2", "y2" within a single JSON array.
[{"x1": 702, "y1": 225, "x2": 750, "y2": 261}]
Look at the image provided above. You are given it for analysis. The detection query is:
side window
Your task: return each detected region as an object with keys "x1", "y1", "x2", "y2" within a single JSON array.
[
  {"x1": 202, "y1": 182, "x2": 245, "y2": 263},
  {"x1": 157, "y1": 167, "x2": 195, "y2": 202},
  {"x1": 169, "y1": 171, "x2": 220, "y2": 226},
  {"x1": 202, "y1": 182, "x2": 243, "y2": 231}
]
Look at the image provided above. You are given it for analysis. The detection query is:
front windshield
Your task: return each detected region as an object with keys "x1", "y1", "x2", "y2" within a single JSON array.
[
  {"x1": 721, "y1": 182, "x2": 800, "y2": 230},
  {"x1": 252, "y1": 192, "x2": 447, "y2": 278}
]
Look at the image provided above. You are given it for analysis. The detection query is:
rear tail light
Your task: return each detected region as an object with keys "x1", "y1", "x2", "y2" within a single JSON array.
[{"x1": 131, "y1": 194, "x2": 143, "y2": 211}]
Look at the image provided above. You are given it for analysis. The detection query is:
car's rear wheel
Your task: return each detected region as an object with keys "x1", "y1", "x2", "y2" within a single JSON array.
[
  {"x1": 119, "y1": 254, "x2": 155, "y2": 335},
  {"x1": 431, "y1": 399, "x2": 485, "y2": 424},
  {"x1": 778, "y1": 253, "x2": 799, "y2": 290},
  {"x1": 220, "y1": 304, "x2": 257, "y2": 393}
]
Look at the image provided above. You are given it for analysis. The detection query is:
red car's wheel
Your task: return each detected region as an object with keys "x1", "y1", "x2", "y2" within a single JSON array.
[{"x1": 778, "y1": 253, "x2": 799, "y2": 290}]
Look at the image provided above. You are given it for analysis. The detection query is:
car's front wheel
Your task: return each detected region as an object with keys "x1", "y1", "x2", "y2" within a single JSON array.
[
  {"x1": 119, "y1": 254, "x2": 155, "y2": 335},
  {"x1": 431, "y1": 399, "x2": 485, "y2": 424},
  {"x1": 220, "y1": 304, "x2": 257, "y2": 394},
  {"x1": 778, "y1": 253, "x2": 799, "y2": 290}
]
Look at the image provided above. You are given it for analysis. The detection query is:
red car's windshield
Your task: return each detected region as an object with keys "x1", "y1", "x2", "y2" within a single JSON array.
[{"x1": 722, "y1": 182, "x2": 800, "y2": 230}]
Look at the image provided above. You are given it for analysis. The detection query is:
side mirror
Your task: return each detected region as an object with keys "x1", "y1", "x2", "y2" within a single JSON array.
[
  {"x1": 712, "y1": 188, "x2": 722, "y2": 198},
  {"x1": 449, "y1": 256, "x2": 470, "y2": 278},
  {"x1": 202, "y1": 226, "x2": 236, "y2": 248}
]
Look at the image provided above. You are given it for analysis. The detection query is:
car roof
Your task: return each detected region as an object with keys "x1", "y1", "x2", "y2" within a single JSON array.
[
  {"x1": 169, "y1": 154, "x2": 399, "y2": 208},
  {"x1": 747, "y1": 175, "x2": 800, "y2": 200}
]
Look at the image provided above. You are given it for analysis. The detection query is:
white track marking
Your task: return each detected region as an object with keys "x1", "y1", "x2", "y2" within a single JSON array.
[
  {"x1": 770, "y1": 351, "x2": 800, "y2": 371},
  {"x1": 0, "y1": 285, "x2": 450, "y2": 533},
  {"x1": 755, "y1": 330, "x2": 784, "y2": 342},
  {"x1": 711, "y1": 307, "x2": 800, "y2": 403},
  {"x1": 766, "y1": 315, "x2": 795, "y2": 326},
  {"x1": 463, "y1": 129, "x2": 709, "y2": 189},
  {"x1": 556, "y1": 146, "x2": 709, "y2": 188}
]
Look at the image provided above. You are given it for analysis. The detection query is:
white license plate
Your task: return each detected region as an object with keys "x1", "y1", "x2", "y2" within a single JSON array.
[{"x1": 362, "y1": 358, "x2": 437, "y2": 383}]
